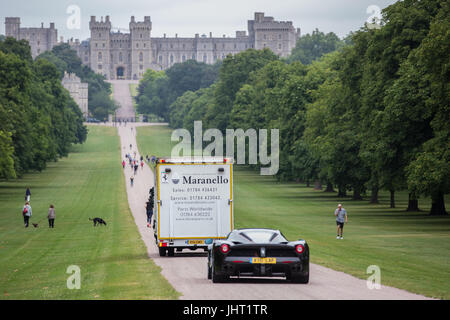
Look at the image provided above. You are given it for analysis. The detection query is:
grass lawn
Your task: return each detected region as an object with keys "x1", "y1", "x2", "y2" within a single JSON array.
[
  {"x1": 0, "y1": 125, "x2": 180, "y2": 300},
  {"x1": 136, "y1": 125, "x2": 450, "y2": 299}
]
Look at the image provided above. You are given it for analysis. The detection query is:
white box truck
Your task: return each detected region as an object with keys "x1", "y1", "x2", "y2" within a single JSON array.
[{"x1": 152, "y1": 157, "x2": 234, "y2": 256}]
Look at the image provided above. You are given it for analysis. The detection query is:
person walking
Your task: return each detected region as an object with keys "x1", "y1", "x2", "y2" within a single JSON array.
[
  {"x1": 334, "y1": 203, "x2": 348, "y2": 239},
  {"x1": 130, "y1": 176, "x2": 134, "y2": 187},
  {"x1": 134, "y1": 164, "x2": 139, "y2": 175},
  {"x1": 141, "y1": 160, "x2": 144, "y2": 170},
  {"x1": 48, "y1": 204, "x2": 55, "y2": 228},
  {"x1": 146, "y1": 202, "x2": 153, "y2": 228},
  {"x1": 122, "y1": 160, "x2": 126, "y2": 169},
  {"x1": 22, "y1": 202, "x2": 32, "y2": 228},
  {"x1": 25, "y1": 187, "x2": 31, "y2": 202}
]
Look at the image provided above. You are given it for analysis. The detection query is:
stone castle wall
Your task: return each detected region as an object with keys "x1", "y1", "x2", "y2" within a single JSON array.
[
  {"x1": 61, "y1": 71, "x2": 88, "y2": 119},
  {"x1": 5, "y1": 17, "x2": 57, "y2": 58},
  {"x1": 5, "y1": 13, "x2": 300, "y2": 80},
  {"x1": 79, "y1": 12, "x2": 300, "y2": 80}
]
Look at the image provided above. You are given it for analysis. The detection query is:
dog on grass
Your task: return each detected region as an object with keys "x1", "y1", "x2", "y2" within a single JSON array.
[
  {"x1": 32, "y1": 223, "x2": 38, "y2": 228},
  {"x1": 89, "y1": 218, "x2": 107, "y2": 226}
]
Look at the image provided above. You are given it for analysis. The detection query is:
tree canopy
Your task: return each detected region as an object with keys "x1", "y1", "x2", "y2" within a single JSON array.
[
  {"x1": 136, "y1": 1, "x2": 449, "y2": 215},
  {"x1": 37, "y1": 43, "x2": 117, "y2": 120},
  {"x1": 0, "y1": 38, "x2": 87, "y2": 179}
]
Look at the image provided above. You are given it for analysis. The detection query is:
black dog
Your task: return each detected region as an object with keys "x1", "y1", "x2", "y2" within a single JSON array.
[
  {"x1": 89, "y1": 218, "x2": 107, "y2": 226},
  {"x1": 32, "y1": 223, "x2": 38, "y2": 228}
]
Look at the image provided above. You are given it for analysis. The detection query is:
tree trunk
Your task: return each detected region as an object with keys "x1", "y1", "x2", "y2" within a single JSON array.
[
  {"x1": 337, "y1": 186, "x2": 347, "y2": 197},
  {"x1": 390, "y1": 189, "x2": 395, "y2": 208},
  {"x1": 306, "y1": 180, "x2": 310, "y2": 188},
  {"x1": 353, "y1": 188, "x2": 363, "y2": 200},
  {"x1": 370, "y1": 186, "x2": 379, "y2": 204},
  {"x1": 314, "y1": 180, "x2": 322, "y2": 190},
  {"x1": 429, "y1": 192, "x2": 448, "y2": 216},
  {"x1": 406, "y1": 193, "x2": 420, "y2": 212},
  {"x1": 325, "y1": 182, "x2": 335, "y2": 193}
]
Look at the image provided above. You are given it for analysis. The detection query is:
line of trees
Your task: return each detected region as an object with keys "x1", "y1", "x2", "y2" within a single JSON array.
[
  {"x1": 137, "y1": 0, "x2": 449, "y2": 215},
  {"x1": 136, "y1": 59, "x2": 220, "y2": 121},
  {"x1": 0, "y1": 38, "x2": 87, "y2": 179},
  {"x1": 38, "y1": 43, "x2": 118, "y2": 121}
]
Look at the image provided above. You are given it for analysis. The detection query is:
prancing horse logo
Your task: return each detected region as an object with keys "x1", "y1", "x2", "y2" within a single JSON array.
[{"x1": 161, "y1": 172, "x2": 169, "y2": 183}]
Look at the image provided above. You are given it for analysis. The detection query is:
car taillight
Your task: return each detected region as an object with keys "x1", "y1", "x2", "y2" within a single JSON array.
[
  {"x1": 220, "y1": 244, "x2": 230, "y2": 254},
  {"x1": 295, "y1": 244, "x2": 304, "y2": 254}
]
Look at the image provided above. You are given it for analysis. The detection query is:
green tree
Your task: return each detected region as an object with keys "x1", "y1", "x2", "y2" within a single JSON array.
[
  {"x1": 205, "y1": 48, "x2": 278, "y2": 132},
  {"x1": 287, "y1": 29, "x2": 344, "y2": 65},
  {"x1": 37, "y1": 43, "x2": 115, "y2": 120},
  {"x1": 0, "y1": 38, "x2": 86, "y2": 177}
]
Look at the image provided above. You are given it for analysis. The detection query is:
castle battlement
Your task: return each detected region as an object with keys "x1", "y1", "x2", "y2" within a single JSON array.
[{"x1": 89, "y1": 16, "x2": 111, "y2": 30}]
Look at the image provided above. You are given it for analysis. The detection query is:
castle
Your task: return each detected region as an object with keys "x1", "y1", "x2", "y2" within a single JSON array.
[
  {"x1": 72, "y1": 12, "x2": 300, "y2": 80},
  {"x1": 5, "y1": 12, "x2": 300, "y2": 80},
  {"x1": 4, "y1": 17, "x2": 58, "y2": 58},
  {"x1": 61, "y1": 72, "x2": 89, "y2": 119}
]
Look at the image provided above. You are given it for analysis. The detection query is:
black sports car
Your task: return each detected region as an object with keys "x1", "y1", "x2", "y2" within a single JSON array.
[{"x1": 207, "y1": 228, "x2": 309, "y2": 283}]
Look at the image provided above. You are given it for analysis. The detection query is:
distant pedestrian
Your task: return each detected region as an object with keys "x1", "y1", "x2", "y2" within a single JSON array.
[
  {"x1": 134, "y1": 164, "x2": 138, "y2": 174},
  {"x1": 22, "y1": 201, "x2": 32, "y2": 228},
  {"x1": 130, "y1": 143, "x2": 132, "y2": 149},
  {"x1": 334, "y1": 204, "x2": 348, "y2": 240},
  {"x1": 141, "y1": 160, "x2": 144, "y2": 170},
  {"x1": 122, "y1": 160, "x2": 126, "y2": 169},
  {"x1": 25, "y1": 187, "x2": 31, "y2": 202},
  {"x1": 146, "y1": 202, "x2": 153, "y2": 228},
  {"x1": 48, "y1": 204, "x2": 55, "y2": 228},
  {"x1": 130, "y1": 176, "x2": 134, "y2": 187}
]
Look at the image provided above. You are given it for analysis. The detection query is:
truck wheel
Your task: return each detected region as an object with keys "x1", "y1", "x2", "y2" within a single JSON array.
[
  {"x1": 158, "y1": 247, "x2": 167, "y2": 257},
  {"x1": 168, "y1": 248, "x2": 175, "y2": 257}
]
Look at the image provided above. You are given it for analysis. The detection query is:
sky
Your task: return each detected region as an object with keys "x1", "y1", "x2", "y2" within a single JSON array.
[{"x1": 1, "y1": 0, "x2": 398, "y2": 41}]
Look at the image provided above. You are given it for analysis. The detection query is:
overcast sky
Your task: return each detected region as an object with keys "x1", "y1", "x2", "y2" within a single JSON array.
[{"x1": 1, "y1": 0, "x2": 398, "y2": 40}]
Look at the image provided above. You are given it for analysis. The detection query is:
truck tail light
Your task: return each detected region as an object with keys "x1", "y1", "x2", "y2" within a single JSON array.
[
  {"x1": 220, "y1": 244, "x2": 230, "y2": 254},
  {"x1": 295, "y1": 244, "x2": 304, "y2": 254}
]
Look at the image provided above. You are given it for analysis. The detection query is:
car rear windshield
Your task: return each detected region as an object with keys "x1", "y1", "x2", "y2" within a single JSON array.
[{"x1": 240, "y1": 230, "x2": 287, "y2": 243}]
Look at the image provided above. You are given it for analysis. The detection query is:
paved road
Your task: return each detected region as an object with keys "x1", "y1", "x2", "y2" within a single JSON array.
[
  {"x1": 112, "y1": 83, "x2": 431, "y2": 299},
  {"x1": 115, "y1": 123, "x2": 431, "y2": 300},
  {"x1": 109, "y1": 80, "x2": 139, "y2": 122}
]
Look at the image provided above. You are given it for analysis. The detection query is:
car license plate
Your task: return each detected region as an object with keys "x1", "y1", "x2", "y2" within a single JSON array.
[
  {"x1": 188, "y1": 240, "x2": 205, "y2": 245},
  {"x1": 251, "y1": 257, "x2": 276, "y2": 264}
]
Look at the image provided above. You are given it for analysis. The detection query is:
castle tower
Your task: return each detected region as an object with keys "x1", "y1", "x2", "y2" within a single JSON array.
[
  {"x1": 47, "y1": 23, "x2": 58, "y2": 50},
  {"x1": 248, "y1": 12, "x2": 299, "y2": 58},
  {"x1": 5, "y1": 17, "x2": 21, "y2": 38},
  {"x1": 89, "y1": 16, "x2": 111, "y2": 79},
  {"x1": 129, "y1": 16, "x2": 152, "y2": 80}
]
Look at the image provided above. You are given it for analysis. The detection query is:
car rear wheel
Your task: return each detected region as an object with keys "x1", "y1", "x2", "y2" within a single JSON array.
[
  {"x1": 207, "y1": 253, "x2": 212, "y2": 279},
  {"x1": 291, "y1": 272, "x2": 309, "y2": 284},
  {"x1": 211, "y1": 260, "x2": 228, "y2": 283},
  {"x1": 158, "y1": 247, "x2": 167, "y2": 257},
  {"x1": 168, "y1": 248, "x2": 175, "y2": 256}
]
